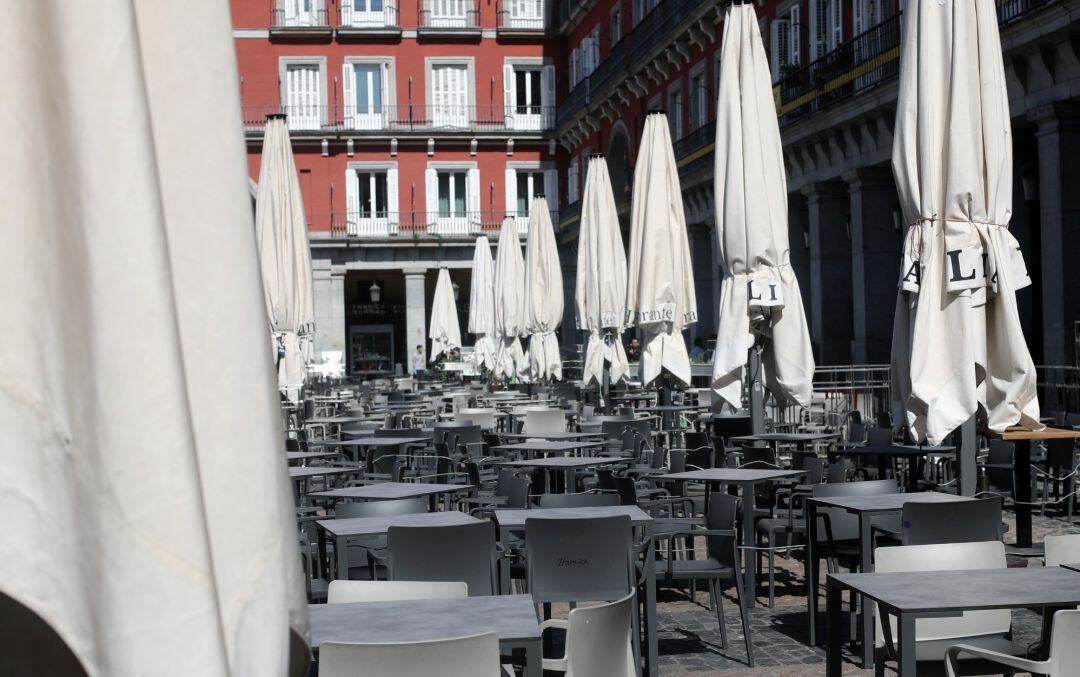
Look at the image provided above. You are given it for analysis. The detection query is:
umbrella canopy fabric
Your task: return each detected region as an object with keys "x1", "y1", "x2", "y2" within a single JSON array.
[
  {"x1": 523, "y1": 197, "x2": 564, "y2": 382},
  {"x1": 256, "y1": 117, "x2": 315, "y2": 396},
  {"x1": 891, "y1": 0, "x2": 1041, "y2": 445},
  {"x1": 429, "y1": 268, "x2": 462, "y2": 362},
  {"x1": 468, "y1": 235, "x2": 498, "y2": 372},
  {"x1": 0, "y1": 2, "x2": 308, "y2": 675},
  {"x1": 626, "y1": 112, "x2": 699, "y2": 387},
  {"x1": 576, "y1": 156, "x2": 630, "y2": 387},
  {"x1": 493, "y1": 217, "x2": 527, "y2": 380},
  {"x1": 711, "y1": 4, "x2": 815, "y2": 410}
]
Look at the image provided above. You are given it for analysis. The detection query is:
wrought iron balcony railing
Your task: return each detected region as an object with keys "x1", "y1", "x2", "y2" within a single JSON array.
[
  {"x1": 673, "y1": 119, "x2": 715, "y2": 175},
  {"x1": 339, "y1": 2, "x2": 400, "y2": 30},
  {"x1": 497, "y1": 0, "x2": 548, "y2": 31},
  {"x1": 328, "y1": 210, "x2": 555, "y2": 238},
  {"x1": 271, "y1": 6, "x2": 331, "y2": 30},
  {"x1": 418, "y1": 0, "x2": 481, "y2": 31},
  {"x1": 243, "y1": 104, "x2": 555, "y2": 134}
]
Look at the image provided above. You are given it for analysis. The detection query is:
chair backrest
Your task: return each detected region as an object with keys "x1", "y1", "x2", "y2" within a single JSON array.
[
  {"x1": 456, "y1": 408, "x2": 497, "y2": 431},
  {"x1": 1066, "y1": 412, "x2": 1080, "y2": 428},
  {"x1": 525, "y1": 515, "x2": 634, "y2": 604},
  {"x1": 986, "y1": 439, "x2": 1014, "y2": 492},
  {"x1": 669, "y1": 449, "x2": 687, "y2": 474},
  {"x1": 873, "y1": 541, "x2": 1009, "y2": 645},
  {"x1": 800, "y1": 456, "x2": 827, "y2": 484},
  {"x1": 866, "y1": 427, "x2": 893, "y2": 446},
  {"x1": 1047, "y1": 609, "x2": 1080, "y2": 676},
  {"x1": 613, "y1": 476, "x2": 639, "y2": 506},
  {"x1": 1046, "y1": 438, "x2": 1076, "y2": 471},
  {"x1": 1045, "y1": 533, "x2": 1080, "y2": 567},
  {"x1": 683, "y1": 431, "x2": 710, "y2": 451},
  {"x1": 507, "y1": 476, "x2": 531, "y2": 509},
  {"x1": 327, "y1": 580, "x2": 467, "y2": 603},
  {"x1": 318, "y1": 633, "x2": 503, "y2": 677},
  {"x1": 376, "y1": 427, "x2": 425, "y2": 438},
  {"x1": 433, "y1": 421, "x2": 471, "y2": 445},
  {"x1": 825, "y1": 462, "x2": 848, "y2": 484},
  {"x1": 739, "y1": 446, "x2": 778, "y2": 468},
  {"x1": 601, "y1": 418, "x2": 652, "y2": 450},
  {"x1": 538, "y1": 493, "x2": 621, "y2": 508},
  {"x1": 334, "y1": 498, "x2": 427, "y2": 519},
  {"x1": 704, "y1": 493, "x2": 740, "y2": 568},
  {"x1": 848, "y1": 421, "x2": 867, "y2": 444},
  {"x1": 564, "y1": 592, "x2": 637, "y2": 677},
  {"x1": 811, "y1": 479, "x2": 897, "y2": 542},
  {"x1": 523, "y1": 409, "x2": 567, "y2": 435},
  {"x1": 388, "y1": 521, "x2": 498, "y2": 595},
  {"x1": 900, "y1": 497, "x2": 1002, "y2": 546}
]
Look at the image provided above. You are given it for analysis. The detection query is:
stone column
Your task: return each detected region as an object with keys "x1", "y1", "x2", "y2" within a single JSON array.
[
  {"x1": 803, "y1": 182, "x2": 853, "y2": 365},
  {"x1": 404, "y1": 268, "x2": 428, "y2": 368},
  {"x1": 845, "y1": 168, "x2": 901, "y2": 364},
  {"x1": 312, "y1": 263, "x2": 346, "y2": 357},
  {"x1": 1030, "y1": 103, "x2": 1080, "y2": 365}
]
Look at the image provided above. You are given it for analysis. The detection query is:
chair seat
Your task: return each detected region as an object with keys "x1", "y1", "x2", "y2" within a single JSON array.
[
  {"x1": 755, "y1": 518, "x2": 806, "y2": 535},
  {"x1": 663, "y1": 557, "x2": 736, "y2": 581}
]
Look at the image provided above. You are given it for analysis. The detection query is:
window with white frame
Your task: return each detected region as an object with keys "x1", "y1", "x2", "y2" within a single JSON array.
[
  {"x1": 503, "y1": 62, "x2": 555, "y2": 130},
  {"x1": 282, "y1": 60, "x2": 323, "y2": 131},
  {"x1": 610, "y1": 3, "x2": 622, "y2": 45},
  {"x1": 426, "y1": 0, "x2": 470, "y2": 27},
  {"x1": 426, "y1": 164, "x2": 479, "y2": 233},
  {"x1": 667, "y1": 83, "x2": 683, "y2": 139},
  {"x1": 580, "y1": 27, "x2": 601, "y2": 78},
  {"x1": 278, "y1": 0, "x2": 323, "y2": 27},
  {"x1": 505, "y1": 165, "x2": 558, "y2": 230},
  {"x1": 345, "y1": 163, "x2": 399, "y2": 236},
  {"x1": 852, "y1": 0, "x2": 883, "y2": 39},
  {"x1": 341, "y1": 0, "x2": 390, "y2": 27},
  {"x1": 570, "y1": 49, "x2": 581, "y2": 88},
  {"x1": 769, "y1": 5, "x2": 801, "y2": 82},
  {"x1": 809, "y1": 0, "x2": 832, "y2": 60},
  {"x1": 567, "y1": 157, "x2": 581, "y2": 204},
  {"x1": 505, "y1": 0, "x2": 545, "y2": 29},
  {"x1": 632, "y1": 0, "x2": 644, "y2": 25},
  {"x1": 688, "y1": 67, "x2": 708, "y2": 132},
  {"x1": 342, "y1": 59, "x2": 391, "y2": 130},
  {"x1": 429, "y1": 62, "x2": 470, "y2": 128}
]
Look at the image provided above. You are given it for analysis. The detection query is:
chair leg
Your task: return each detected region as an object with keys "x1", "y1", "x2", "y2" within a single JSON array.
[
  {"x1": 711, "y1": 578, "x2": 728, "y2": 650},
  {"x1": 732, "y1": 575, "x2": 754, "y2": 667},
  {"x1": 767, "y1": 539, "x2": 776, "y2": 609}
]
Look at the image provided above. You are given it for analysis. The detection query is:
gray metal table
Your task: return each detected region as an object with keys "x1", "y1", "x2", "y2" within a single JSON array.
[
  {"x1": 316, "y1": 436, "x2": 429, "y2": 463},
  {"x1": 494, "y1": 505, "x2": 658, "y2": 677},
  {"x1": 807, "y1": 491, "x2": 973, "y2": 667},
  {"x1": 288, "y1": 465, "x2": 362, "y2": 496},
  {"x1": 492, "y1": 440, "x2": 608, "y2": 459},
  {"x1": 317, "y1": 511, "x2": 482, "y2": 580},
  {"x1": 827, "y1": 566, "x2": 1080, "y2": 677},
  {"x1": 498, "y1": 432, "x2": 604, "y2": 442},
  {"x1": 826, "y1": 444, "x2": 956, "y2": 492},
  {"x1": 309, "y1": 594, "x2": 542, "y2": 677},
  {"x1": 656, "y1": 468, "x2": 806, "y2": 607},
  {"x1": 308, "y1": 481, "x2": 475, "y2": 511},
  {"x1": 497, "y1": 456, "x2": 622, "y2": 493},
  {"x1": 286, "y1": 451, "x2": 341, "y2": 464},
  {"x1": 731, "y1": 431, "x2": 839, "y2": 451}
]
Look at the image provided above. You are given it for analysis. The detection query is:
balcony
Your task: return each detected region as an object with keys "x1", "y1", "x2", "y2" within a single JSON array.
[
  {"x1": 628, "y1": 0, "x2": 698, "y2": 65},
  {"x1": 417, "y1": 0, "x2": 481, "y2": 37},
  {"x1": 673, "y1": 120, "x2": 715, "y2": 176},
  {"x1": 270, "y1": 3, "x2": 332, "y2": 37},
  {"x1": 242, "y1": 104, "x2": 556, "y2": 136},
  {"x1": 497, "y1": 0, "x2": 549, "y2": 35},
  {"x1": 328, "y1": 210, "x2": 554, "y2": 238},
  {"x1": 337, "y1": 2, "x2": 401, "y2": 36}
]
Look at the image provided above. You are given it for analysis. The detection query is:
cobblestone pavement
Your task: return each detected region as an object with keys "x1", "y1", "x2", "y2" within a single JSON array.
[{"x1": 646, "y1": 508, "x2": 1080, "y2": 676}]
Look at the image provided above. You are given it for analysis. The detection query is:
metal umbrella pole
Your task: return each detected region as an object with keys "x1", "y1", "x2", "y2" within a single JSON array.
[{"x1": 748, "y1": 339, "x2": 765, "y2": 435}]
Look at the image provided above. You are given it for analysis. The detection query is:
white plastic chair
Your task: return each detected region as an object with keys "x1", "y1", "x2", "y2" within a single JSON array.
[
  {"x1": 319, "y1": 632, "x2": 504, "y2": 677},
  {"x1": 873, "y1": 541, "x2": 1026, "y2": 674},
  {"x1": 540, "y1": 592, "x2": 637, "y2": 677},
  {"x1": 457, "y1": 407, "x2": 497, "y2": 430},
  {"x1": 523, "y1": 408, "x2": 567, "y2": 435},
  {"x1": 1045, "y1": 534, "x2": 1080, "y2": 567},
  {"x1": 946, "y1": 609, "x2": 1080, "y2": 677},
  {"x1": 327, "y1": 580, "x2": 467, "y2": 604}
]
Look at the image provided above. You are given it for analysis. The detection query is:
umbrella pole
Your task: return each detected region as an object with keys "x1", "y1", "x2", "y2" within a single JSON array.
[
  {"x1": 748, "y1": 345, "x2": 765, "y2": 435},
  {"x1": 955, "y1": 415, "x2": 977, "y2": 496},
  {"x1": 601, "y1": 330, "x2": 612, "y2": 415}
]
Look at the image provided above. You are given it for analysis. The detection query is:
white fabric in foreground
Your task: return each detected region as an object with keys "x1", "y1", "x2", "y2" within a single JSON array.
[
  {"x1": 626, "y1": 113, "x2": 698, "y2": 387},
  {"x1": 468, "y1": 236, "x2": 498, "y2": 372},
  {"x1": 890, "y1": 0, "x2": 1040, "y2": 444},
  {"x1": 523, "y1": 197, "x2": 564, "y2": 382},
  {"x1": 493, "y1": 217, "x2": 527, "y2": 380},
  {"x1": 576, "y1": 156, "x2": 630, "y2": 387},
  {"x1": 429, "y1": 268, "x2": 462, "y2": 361},
  {"x1": 711, "y1": 4, "x2": 815, "y2": 410},
  {"x1": 256, "y1": 117, "x2": 315, "y2": 396},
  {"x1": 0, "y1": 1, "x2": 309, "y2": 675}
]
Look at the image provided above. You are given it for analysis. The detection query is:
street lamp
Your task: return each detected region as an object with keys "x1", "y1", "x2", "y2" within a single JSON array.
[{"x1": 369, "y1": 281, "x2": 381, "y2": 304}]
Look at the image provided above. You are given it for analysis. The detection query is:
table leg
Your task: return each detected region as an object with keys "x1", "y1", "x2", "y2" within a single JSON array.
[
  {"x1": 523, "y1": 639, "x2": 541, "y2": 677},
  {"x1": 897, "y1": 613, "x2": 916, "y2": 677},
  {"x1": 335, "y1": 535, "x2": 349, "y2": 580},
  {"x1": 807, "y1": 501, "x2": 819, "y2": 645},
  {"x1": 826, "y1": 579, "x2": 842, "y2": 676},
  {"x1": 1015, "y1": 439, "x2": 1033, "y2": 548},
  {"x1": 564, "y1": 467, "x2": 575, "y2": 494},
  {"x1": 498, "y1": 525, "x2": 511, "y2": 594},
  {"x1": 858, "y1": 512, "x2": 874, "y2": 669},
  {"x1": 643, "y1": 524, "x2": 658, "y2": 677}
]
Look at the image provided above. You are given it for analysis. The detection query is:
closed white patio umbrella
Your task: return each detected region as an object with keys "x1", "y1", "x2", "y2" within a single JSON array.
[
  {"x1": 0, "y1": 2, "x2": 308, "y2": 675},
  {"x1": 429, "y1": 268, "x2": 462, "y2": 362},
  {"x1": 256, "y1": 115, "x2": 315, "y2": 400},
  {"x1": 523, "y1": 197, "x2": 564, "y2": 382},
  {"x1": 576, "y1": 154, "x2": 630, "y2": 387},
  {"x1": 891, "y1": 0, "x2": 1041, "y2": 445},
  {"x1": 468, "y1": 235, "x2": 497, "y2": 372},
  {"x1": 626, "y1": 111, "x2": 699, "y2": 387},
  {"x1": 711, "y1": 3, "x2": 815, "y2": 412},
  {"x1": 493, "y1": 217, "x2": 526, "y2": 380}
]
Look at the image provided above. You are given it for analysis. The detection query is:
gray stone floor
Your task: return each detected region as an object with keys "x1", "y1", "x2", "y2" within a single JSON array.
[{"x1": 646, "y1": 508, "x2": 1080, "y2": 676}]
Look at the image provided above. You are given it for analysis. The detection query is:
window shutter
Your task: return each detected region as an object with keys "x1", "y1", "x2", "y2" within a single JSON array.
[
  {"x1": 425, "y1": 167, "x2": 438, "y2": 222},
  {"x1": 769, "y1": 21, "x2": 781, "y2": 81},
  {"x1": 345, "y1": 167, "x2": 359, "y2": 235},
  {"x1": 387, "y1": 167, "x2": 399, "y2": 227},
  {"x1": 504, "y1": 64, "x2": 515, "y2": 129},
  {"x1": 467, "y1": 167, "x2": 481, "y2": 218},
  {"x1": 541, "y1": 65, "x2": 555, "y2": 129},
  {"x1": 830, "y1": 0, "x2": 842, "y2": 50},
  {"x1": 853, "y1": 0, "x2": 863, "y2": 38},
  {"x1": 790, "y1": 7, "x2": 801, "y2": 65},
  {"x1": 505, "y1": 167, "x2": 517, "y2": 217},
  {"x1": 544, "y1": 168, "x2": 558, "y2": 211},
  {"x1": 341, "y1": 0, "x2": 351, "y2": 25},
  {"x1": 342, "y1": 63, "x2": 355, "y2": 129}
]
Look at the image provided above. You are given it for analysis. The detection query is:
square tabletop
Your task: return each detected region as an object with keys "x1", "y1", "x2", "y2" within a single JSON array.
[
  {"x1": 493, "y1": 440, "x2": 608, "y2": 454},
  {"x1": 1061, "y1": 563, "x2": 1080, "y2": 573},
  {"x1": 494, "y1": 505, "x2": 653, "y2": 528},
  {"x1": 498, "y1": 432, "x2": 605, "y2": 441},
  {"x1": 828, "y1": 444, "x2": 956, "y2": 458},
  {"x1": 286, "y1": 451, "x2": 341, "y2": 462},
  {"x1": 657, "y1": 468, "x2": 806, "y2": 482},
  {"x1": 308, "y1": 482, "x2": 475, "y2": 501},
  {"x1": 497, "y1": 456, "x2": 624, "y2": 469},
  {"x1": 731, "y1": 432, "x2": 839, "y2": 443},
  {"x1": 318, "y1": 510, "x2": 481, "y2": 538},
  {"x1": 305, "y1": 416, "x2": 371, "y2": 424},
  {"x1": 323, "y1": 436, "x2": 428, "y2": 447},
  {"x1": 309, "y1": 594, "x2": 541, "y2": 647},
  {"x1": 829, "y1": 566, "x2": 1080, "y2": 613},
  {"x1": 288, "y1": 466, "x2": 362, "y2": 480},
  {"x1": 808, "y1": 491, "x2": 971, "y2": 513}
]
